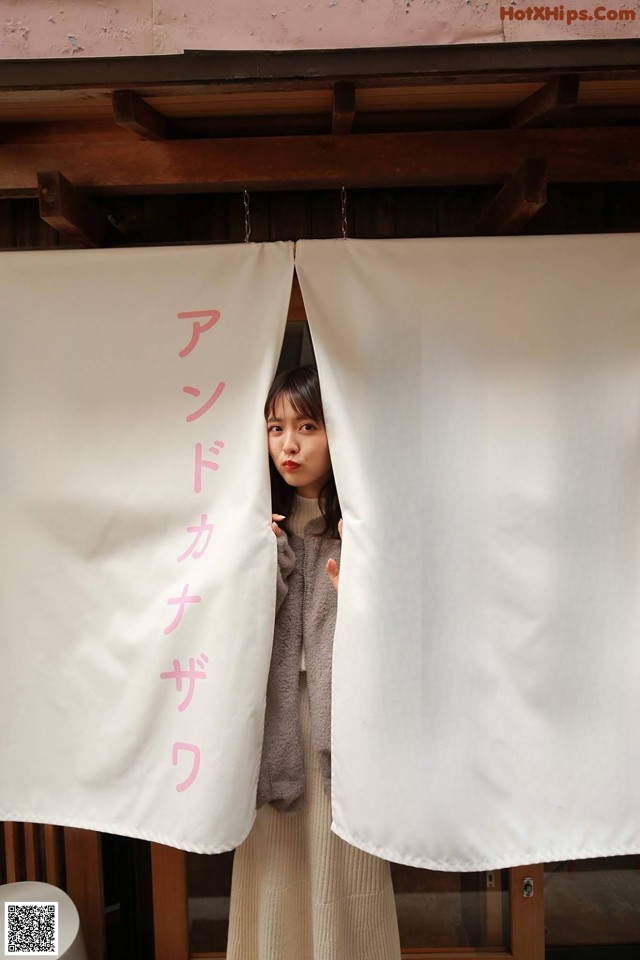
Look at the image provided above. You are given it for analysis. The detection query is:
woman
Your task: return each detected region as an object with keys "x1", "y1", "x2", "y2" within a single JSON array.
[{"x1": 226, "y1": 365, "x2": 401, "y2": 960}]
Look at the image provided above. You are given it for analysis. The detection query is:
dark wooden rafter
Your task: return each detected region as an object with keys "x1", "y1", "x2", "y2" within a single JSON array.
[
  {"x1": 510, "y1": 75, "x2": 580, "y2": 129},
  {"x1": 112, "y1": 89, "x2": 172, "y2": 140},
  {"x1": 2, "y1": 128, "x2": 637, "y2": 198},
  {"x1": 37, "y1": 170, "x2": 117, "y2": 245},
  {"x1": 475, "y1": 157, "x2": 547, "y2": 235},
  {"x1": 331, "y1": 81, "x2": 356, "y2": 134}
]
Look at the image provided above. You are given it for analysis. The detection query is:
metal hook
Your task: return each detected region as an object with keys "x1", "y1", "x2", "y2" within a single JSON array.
[
  {"x1": 340, "y1": 186, "x2": 348, "y2": 240},
  {"x1": 243, "y1": 189, "x2": 251, "y2": 243}
]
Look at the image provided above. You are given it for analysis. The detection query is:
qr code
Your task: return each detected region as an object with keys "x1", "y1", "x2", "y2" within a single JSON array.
[{"x1": 4, "y1": 902, "x2": 58, "y2": 956}]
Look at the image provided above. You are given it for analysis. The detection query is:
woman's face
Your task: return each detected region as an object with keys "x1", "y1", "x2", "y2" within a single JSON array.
[{"x1": 267, "y1": 393, "x2": 332, "y2": 499}]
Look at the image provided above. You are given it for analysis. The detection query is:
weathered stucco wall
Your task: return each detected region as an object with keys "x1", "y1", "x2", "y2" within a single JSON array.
[{"x1": 1, "y1": 0, "x2": 638, "y2": 58}]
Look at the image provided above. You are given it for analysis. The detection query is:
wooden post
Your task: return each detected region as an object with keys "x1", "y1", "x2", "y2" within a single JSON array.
[
  {"x1": 43, "y1": 824, "x2": 62, "y2": 888},
  {"x1": 288, "y1": 273, "x2": 306, "y2": 323},
  {"x1": 150, "y1": 843, "x2": 189, "y2": 960},
  {"x1": 509, "y1": 863, "x2": 545, "y2": 960},
  {"x1": 24, "y1": 823, "x2": 41, "y2": 881},
  {"x1": 64, "y1": 827, "x2": 106, "y2": 960},
  {"x1": 3, "y1": 822, "x2": 23, "y2": 883}
]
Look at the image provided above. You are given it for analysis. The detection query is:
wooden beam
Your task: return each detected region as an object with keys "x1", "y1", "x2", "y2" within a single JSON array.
[
  {"x1": 0, "y1": 40, "x2": 639, "y2": 91},
  {"x1": 112, "y1": 90, "x2": 172, "y2": 140},
  {"x1": 37, "y1": 170, "x2": 113, "y2": 245},
  {"x1": 475, "y1": 157, "x2": 547, "y2": 235},
  {"x1": 331, "y1": 81, "x2": 356, "y2": 135},
  {"x1": 511, "y1": 75, "x2": 580, "y2": 128},
  {"x1": 509, "y1": 864, "x2": 545, "y2": 960},
  {"x1": 1, "y1": 128, "x2": 636, "y2": 197}
]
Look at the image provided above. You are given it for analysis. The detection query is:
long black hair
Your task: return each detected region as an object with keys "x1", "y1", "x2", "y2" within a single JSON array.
[{"x1": 264, "y1": 365, "x2": 341, "y2": 539}]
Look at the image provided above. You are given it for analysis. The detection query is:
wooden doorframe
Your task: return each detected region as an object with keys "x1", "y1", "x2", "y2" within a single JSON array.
[
  {"x1": 1, "y1": 822, "x2": 105, "y2": 960},
  {"x1": 150, "y1": 844, "x2": 544, "y2": 960},
  {"x1": 151, "y1": 842, "x2": 190, "y2": 960},
  {"x1": 510, "y1": 863, "x2": 545, "y2": 960}
]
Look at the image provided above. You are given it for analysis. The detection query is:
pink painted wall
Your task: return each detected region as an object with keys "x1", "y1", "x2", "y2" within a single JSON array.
[{"x1": 1, "y1": 0, "x2": 638, "y2": 58}]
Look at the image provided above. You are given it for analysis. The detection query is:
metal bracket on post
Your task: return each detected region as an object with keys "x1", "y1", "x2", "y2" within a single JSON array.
[{"x1": 522, "y1": 876, "x2": 534, "y2": 898}]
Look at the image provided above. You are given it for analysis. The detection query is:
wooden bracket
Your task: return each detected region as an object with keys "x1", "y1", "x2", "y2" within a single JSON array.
[
  {"x1": 112, "y1": 89, "x2": 172, "y2": 140},
  {"x1": 475, "y1": 157, "x2": 547, "y2": 235},
  {"x1": 331, "y1": 81, "x2": 356, "y2": 134},
  {"x1": 37, "y1": 171, "x2": 114, "y2": 246},
  {"x1": 510, "y1": 75, "x2": 580, "y2": 129}
]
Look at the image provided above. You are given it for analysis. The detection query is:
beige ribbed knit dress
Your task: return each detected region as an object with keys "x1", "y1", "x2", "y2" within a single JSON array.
[{"x1": 226, "y1": 495, "x2": 401, "y2": 960}]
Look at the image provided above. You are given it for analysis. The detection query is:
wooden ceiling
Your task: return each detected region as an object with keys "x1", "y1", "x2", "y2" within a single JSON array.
[
  {"x1": 1, "y1": 77, "x2": 640, "y2": 123},
  {"x1": 1, "y1": 40, "x2": 638, "y2": 243}
]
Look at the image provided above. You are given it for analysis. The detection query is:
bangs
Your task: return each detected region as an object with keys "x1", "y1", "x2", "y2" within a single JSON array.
[
  {"x1": 267, "y1": 386, "x2": 324, "y2": 426},
  {"x1": 264, "y1": 364, "x2": 326, "y2": 427}
]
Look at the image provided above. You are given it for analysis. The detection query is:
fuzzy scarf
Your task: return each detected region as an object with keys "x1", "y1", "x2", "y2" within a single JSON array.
[{"x1": 257, "y1": 516, "x2": 341, "y2": 813}]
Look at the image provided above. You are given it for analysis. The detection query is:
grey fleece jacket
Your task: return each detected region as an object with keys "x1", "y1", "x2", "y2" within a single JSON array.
[{"x1": 256, "y1": 515, "x2": 342, "y2": 814}]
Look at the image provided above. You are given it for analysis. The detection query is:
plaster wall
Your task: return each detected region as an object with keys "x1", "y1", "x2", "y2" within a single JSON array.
[{"x1": 0, "y1": 0, "x2": 638, "y2": 59}]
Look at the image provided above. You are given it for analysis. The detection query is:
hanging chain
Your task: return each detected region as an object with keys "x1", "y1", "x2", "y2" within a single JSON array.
[
  {"x1": 340, "y1": 186, "x2": 348, "y2": 240},
  {"x1": 243, "y1": 189, "x2": 251, "y2": 243}
]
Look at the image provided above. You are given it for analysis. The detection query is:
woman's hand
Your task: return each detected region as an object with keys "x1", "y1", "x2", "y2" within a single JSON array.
[
  {"x1": 271, "y1": 513, "x2": 286, "y2": 538},
  {"x1": 326, "y1": 518, "x2": 343, "y2": 591}
]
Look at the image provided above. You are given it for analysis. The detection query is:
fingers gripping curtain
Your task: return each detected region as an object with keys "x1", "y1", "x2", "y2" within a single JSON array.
[
  {"x1": 0, "y1": 243, "x2": 294, "y2": 852},
  {"x1": 296, "y1": 236, "x2": 640, "y2": 870}
]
